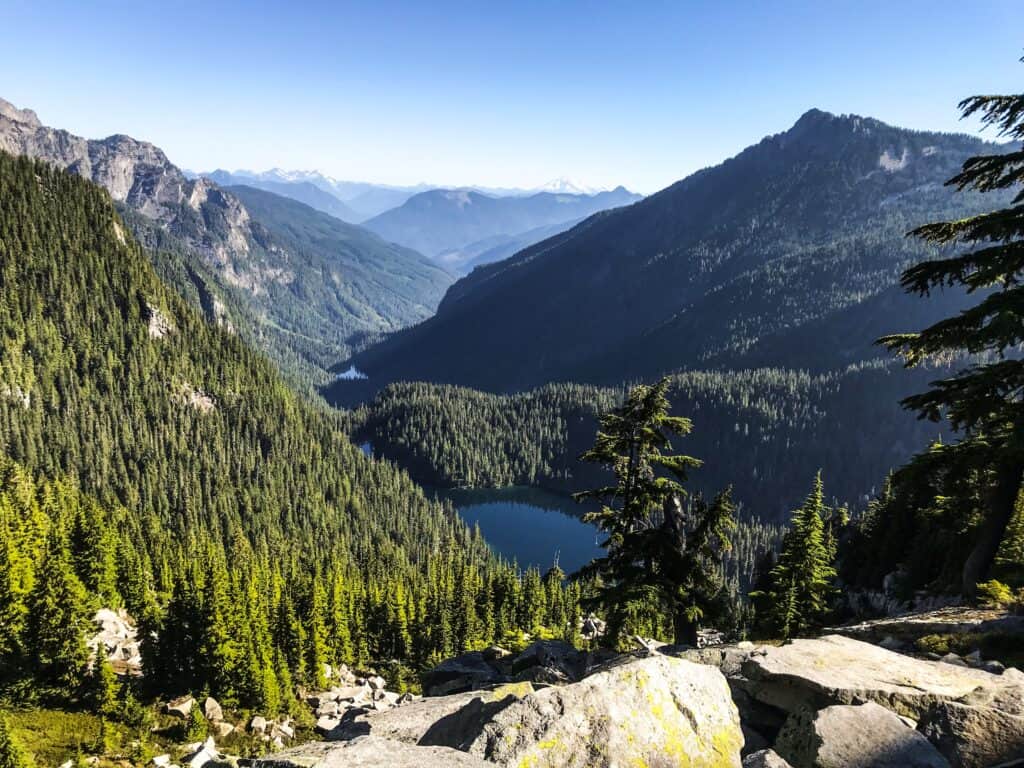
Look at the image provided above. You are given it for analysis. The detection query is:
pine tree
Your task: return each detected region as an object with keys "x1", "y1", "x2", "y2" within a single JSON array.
[
  {"x1": 753, "y1": 473, "x2": 836, "y2": 638},
  {"x1": 26, "y1": 532, "x2": 91, "y2": 691},
  {"x1": 575, "y1": 377, "x2": 734, "y2": 645},
  {"x1": 88, "y1": 650, "x2": 120, "y2": 718},
  {"x1": 0, "y1": 712, "x2": 29, "y2": 768},
  {"x1": 878, "y1": 66, "x2": 1024, "y2": 595}
]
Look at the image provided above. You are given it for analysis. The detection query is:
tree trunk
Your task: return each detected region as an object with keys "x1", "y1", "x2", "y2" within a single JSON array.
[
  {"x1": 962, "y1": 462, "x2": 1023, "y2": 596},
  {"x1": 673, "y1": 608, "x2": 699, "y2": 647}
]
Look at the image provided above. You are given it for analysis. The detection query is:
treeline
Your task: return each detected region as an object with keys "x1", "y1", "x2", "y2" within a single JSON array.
[
  {"x1": 0, "y1": 153, "x2": 579, "y2": 709},
  {"x1": 350, "y1": 362, "x2": 948, "y2": 522}
]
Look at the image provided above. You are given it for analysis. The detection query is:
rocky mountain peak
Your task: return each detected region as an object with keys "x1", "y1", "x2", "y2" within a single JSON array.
[{"x1": 0, "y1": 97, "x2": 41, "y2": 128}]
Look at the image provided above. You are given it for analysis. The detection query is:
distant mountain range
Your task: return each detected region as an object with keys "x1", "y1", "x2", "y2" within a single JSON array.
[
  {"x1": 342, "y1": 109, "x2": 1008, "y2": 393},
  {"x1": 0, "y1": 97, "x2": 453, "y2": 386},
  {"x1": 362, "y1": 187, "x2": 643, "y2": 271}
]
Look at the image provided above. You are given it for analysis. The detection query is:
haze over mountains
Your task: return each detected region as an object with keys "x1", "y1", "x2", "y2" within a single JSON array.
[
  {"x1": 344, "y1": 109, "x2": 1006, "y2": 393},
  {"x1": 362, "y1": 186, "x2": 643, "y2": 272},
  {"x1": 203, "y1": 168, "x2": 642, "y2": 273},
  {"x1": 0, "y1": 96, "x2": 453, "y2": 386}
]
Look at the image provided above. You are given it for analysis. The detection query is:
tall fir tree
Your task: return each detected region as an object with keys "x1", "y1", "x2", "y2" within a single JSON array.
[
  {"x1": 752, "y1": 473, "x2": 836, "y2": 638},
  {"x1": 878, "y1": 67, "x2": 1024, "y2": 594},
  {"x1": 25, "y1": 532, "x2": 91, "y2": 691},
  {"x1": 575, "y1": 377, "x2": 734, "y2": 645}
]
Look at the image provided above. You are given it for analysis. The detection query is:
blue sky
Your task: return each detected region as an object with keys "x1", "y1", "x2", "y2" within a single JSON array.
[{"x1": 1, "y1": 0, "x2": 1021, "y2": 193}]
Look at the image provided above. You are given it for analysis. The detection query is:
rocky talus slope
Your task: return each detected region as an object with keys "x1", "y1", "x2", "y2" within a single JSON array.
[{"x1": 255, "y1": 635, "x2": 1023, "y2": 768}]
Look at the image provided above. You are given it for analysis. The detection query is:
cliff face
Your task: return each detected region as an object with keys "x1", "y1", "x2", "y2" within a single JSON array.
[
  {"x1": 0, "y1": 97, "x2": 453, "y2": 384},
  {"x1": 0, "y1": 97, "x2": 256, "y2": 282}
]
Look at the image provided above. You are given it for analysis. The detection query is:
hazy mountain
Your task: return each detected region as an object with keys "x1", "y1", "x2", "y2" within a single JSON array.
[
  {"x1": 221, "y1": 169, "x2": 434, "y2": 220},
  {"x1": 203, "y1": 170, "x2": 361, "y2": 222},
  {"x1": 362, "y1": 186, "x2": 643, "y2": 262},
  {"x1": 0, "y1": 97, "x2": 454, "y2": 385},
  {"x1": 344, "y1": 109, "x2": 1007, "y2": 393},
  {"x1": 439, "y1": 216, "x2": 590, "y2": 274}
]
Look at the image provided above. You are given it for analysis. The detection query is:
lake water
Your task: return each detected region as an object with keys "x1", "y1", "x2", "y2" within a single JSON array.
[{"x1": 442, "y1": 487, "x2": 604, "y2": 574}]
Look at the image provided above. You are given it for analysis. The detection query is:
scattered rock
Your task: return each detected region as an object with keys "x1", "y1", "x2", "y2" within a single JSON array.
[
  {"x1": 743, "y1": 750, "x2": 794, "y2": 768},
  {"x1": 330, "y1": 683, "x2": 534, "y2": 747},
  {"x1": 211, "y1": 721, "x2": 234, "y2": 740},
  {"x1": 940, "y1": 652, "x2": 968, "y2": 667},
  {"x1": 249, "y1": 715, "x2": 268, "y2": 734},
  {"x1": 203, "y1": 696, "x2": 223, "y2": 722},
  {"x1": 252, "y1": 735, "x2": 492, "y2": 767},
  {"x1": 165, "y1": 696, "x2": 195, "y2": 719},
  {"x1": 775, "y1": 702, "x2": 950, "y2": 768},
  {"x1": 316, "y1": 715, "x2": 341, "y2": 735},
  {"x1": 182, "y1": 737, "x2": 219, "y2": 768},
  {"x1": 464, "y1": 654, "x2": 742, "y2": 768},
  {"x1": 150, "y1": 756, "x2": 171, "y2": 767}
]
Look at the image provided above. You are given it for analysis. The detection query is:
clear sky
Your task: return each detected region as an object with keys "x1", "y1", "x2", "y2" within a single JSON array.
[{"x1": 1, "y1": 0, "x2": 1021, "y2": 194}]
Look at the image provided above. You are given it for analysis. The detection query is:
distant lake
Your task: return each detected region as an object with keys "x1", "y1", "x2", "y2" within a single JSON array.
[{"x1": 441, "y1": 487, "x2": 604, "y2": 574}]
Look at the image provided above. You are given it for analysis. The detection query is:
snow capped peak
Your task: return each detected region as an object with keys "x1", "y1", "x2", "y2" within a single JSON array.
[{"x1": 534, "y1": 177, "x2": 607, "y2": 196}]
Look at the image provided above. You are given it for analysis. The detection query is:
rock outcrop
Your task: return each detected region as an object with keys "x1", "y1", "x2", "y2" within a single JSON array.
[
  {"x1": 254, "y1": 735, "x2": 492, "y2": 768},
  {"x1": 88, "y1": 608, "x2": 141, "y2": 675},
  {"x1": 0, "y1": 96, "x2": 254, "y2": 273},
  {"x1": 774, "y1": 702, "x2": 949, "y2": 767},
  {"x1": 461, "y1": 654, "x2": 742, "y2": 768},
  {"x1": 737, "y1": 635, "x2": 1002, "y2": 719}
]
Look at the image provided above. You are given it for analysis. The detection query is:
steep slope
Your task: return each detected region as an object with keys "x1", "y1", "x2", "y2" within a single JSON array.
[
  {"x1": 440, "y1": 216, "x2": 591, "y2": 274},
  {"x1": 348, "y1": 110, "x2": 1006, "y2": 392},
  {"x1": 362, "y1": 187, "x2": 642, "y2": 262},
  {"x1": 0, "y1": 97, "x2": 453, "y2": 386},
  {"x1": 0, "y1": 151, "x2": 573, "y2": 705},
  {"x1": 204, "y1": 170, "x2": 361, "y2": 222}
]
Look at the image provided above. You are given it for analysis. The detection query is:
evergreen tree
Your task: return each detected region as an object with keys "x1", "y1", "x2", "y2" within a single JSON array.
[
  {"x1": 575, "y1": 377, "x2": 734, "y2": 645},
  {"x1": 0, "y1": 712, "x2": 28, "y2": 768},
  {"x1": 25, "y1": 532, "x2": 91, "y2": 691},
  {"x1": 753, "y1": 473, "x2": 836, "y2": 638},
  {"x1": 878, "y1": 68, "x2": 1024, "y2": 594},
  {"x1": 87, "y1": 650, "x2": 119, "y2": 718}
]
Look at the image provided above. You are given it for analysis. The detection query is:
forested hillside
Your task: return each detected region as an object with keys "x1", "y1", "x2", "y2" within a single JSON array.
[
  {"x1": 0, "y1": 98, "x2": 453, "y2": 389},
  {"x1": 346, "y1": 361, "x2": 947, "y2": 521},
  {"x1": 347, "y1": 111, "x2": 1007, "y2": 391},
  {"x1": 0, "y1": 153, "x2": 581, "y2": 709}
]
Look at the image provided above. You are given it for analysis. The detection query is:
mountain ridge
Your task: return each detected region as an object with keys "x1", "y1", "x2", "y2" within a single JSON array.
[
  {"x1": 0, "y1": 96, "x2": 454, "y2": 385},
  {"x1": 342, "y1": 109, "x2": 1008, "y2": 393}
]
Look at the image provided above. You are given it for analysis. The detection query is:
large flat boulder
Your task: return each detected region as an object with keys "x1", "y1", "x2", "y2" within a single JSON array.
[
  {"x1": 919, "y1": 670, "x2": 1024, "y2": 768},
  {"x1": 465, "y1": 654, "x2": 743, "y2": 768},
  {"x1": 327, "y1": 682, "x2": 535, "y2": 748},
  {"x1": 741, "y1": 635, "x2": 1000, "y2": 718},
  {"x1": 252, "y1": 735, "x2": 491, "y2": 767},
  {"x1": 775, "y1": 702, "x2": 949, "y2": 767}
]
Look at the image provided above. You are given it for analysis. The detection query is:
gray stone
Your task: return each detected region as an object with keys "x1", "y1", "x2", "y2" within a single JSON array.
[
  {"x1": 329, "y1": 682, "x2": 535, "y2": 748},
  {"x1": 741, "y1": 635, "x2": 1001, "y2": 719},
  {"x1": 165, "y1": 696, "x2": 195, "y2": 719},
  {"x1": 743, "y1": 750, "x2": 794, "y2": 768},
  {"x1": 940, "y1": 652, "x2": 968, "y2": 667},
  {"x1": 775, "y1": 702, "x2": 949, "y2": 768},
  {"x1": 249, "y1": 715, "x2": 268, "y2": 734},
  {"x1": 315, "y1": 715, "x2": 341, "y2": 734},
  {"x1": 465, "y1": 654, "x2": 742, "y2": 768},
  {"x1": 252, "y1": 735, "x2": 491, "y2": 767},
  {"x1": 919, "y1": 674, "x2": 1024, "y2": 768},
  {"x1": 421, "y1": 651, "x2": 505, "y2": 696},
  {"x1": 212, "y1": 721, "x2": 234, "y2": 740},
  {"x1": 203, "y1": 696, "x2": 223, "y2": 722}
]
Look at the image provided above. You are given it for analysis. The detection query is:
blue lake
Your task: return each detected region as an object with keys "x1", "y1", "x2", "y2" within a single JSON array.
[{"x1": 442, "y1": 487, "x2": 604, "y2": 574}]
